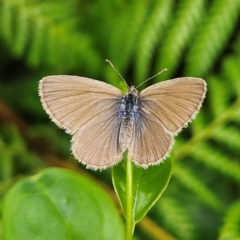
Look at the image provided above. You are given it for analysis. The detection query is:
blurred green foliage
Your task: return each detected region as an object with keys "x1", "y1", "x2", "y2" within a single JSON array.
[{"x1": 0, "y1": 0, "x2": 240, "y2": 239}]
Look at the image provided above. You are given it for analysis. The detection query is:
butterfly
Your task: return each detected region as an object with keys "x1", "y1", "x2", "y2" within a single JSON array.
[{"x1": 39, "y1": 61, "x2": 207, "y2": 170}]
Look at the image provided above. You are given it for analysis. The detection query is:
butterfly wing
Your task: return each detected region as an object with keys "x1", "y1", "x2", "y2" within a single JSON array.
[
  {"x1": 39, "y1": 75, "x2": 122, "y2": 133},
  {"x1": 139, "y1": 77, "x2": 207, "y2": 133},
  {"x1": 129, "y1": 112, "x2": 173, "y2": 167},
  {"x1": 72, "y1": 111, "x2": 123, "y2": 169},
  {"x1": 129, "y1": 77, "x2": 206, "y2": 166},
  {"x1": 39, "y1": 75, "x2": 123, "y2": 169}
]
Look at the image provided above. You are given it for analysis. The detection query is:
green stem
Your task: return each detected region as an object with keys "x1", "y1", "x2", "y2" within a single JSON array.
[{"x1": 126, "y1": 154, "x2": 134, "y2": 240}]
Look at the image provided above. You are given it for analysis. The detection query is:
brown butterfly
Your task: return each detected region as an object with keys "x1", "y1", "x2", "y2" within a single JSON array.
[{"x1": 39, "y1": 61, "x2": 207, "y2": 170}]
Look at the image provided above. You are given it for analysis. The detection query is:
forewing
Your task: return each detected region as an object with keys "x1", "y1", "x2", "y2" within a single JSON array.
[
  {"x1": 129, "y1": 112, "x2": 173, "y2": 167},
  {"x1": 72, "y1": 111, "x2": 123, "y2": 169},
  {"x1": 39, "y1": 75, "x2": 122, "y2": 133},
  {"x1": 139, "y1": 78, "x2": 207, "y2": 134}
]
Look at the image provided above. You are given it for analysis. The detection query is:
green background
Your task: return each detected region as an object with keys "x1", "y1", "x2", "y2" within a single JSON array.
[{"x1": 0, "y1": 0, "x2": 240, "y2": 239}]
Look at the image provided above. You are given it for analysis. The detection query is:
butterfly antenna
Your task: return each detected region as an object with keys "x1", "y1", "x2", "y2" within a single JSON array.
[
  {"x1": 106, "y1": 59, "x2": 129, "y2": 88},
  {"x1": 136, "y1": 68, "x2": 168, "y2": 89}
]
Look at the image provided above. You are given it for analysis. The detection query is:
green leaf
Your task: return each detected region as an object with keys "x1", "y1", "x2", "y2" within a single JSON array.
[
  {"x1": 112, "y1": 154, "x2": 174, "y2": 223},
  {"x1": 3, "y1": 168, "x2": 124, "y2": 240}
]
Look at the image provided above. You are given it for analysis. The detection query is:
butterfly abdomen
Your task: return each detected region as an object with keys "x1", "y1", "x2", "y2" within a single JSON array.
[
  {"x1": 119, "y1": 119, "x2": 134, "y2": 151},
  {"x1": 119, "y1": 91, "x2": 139, "y2": 152}
]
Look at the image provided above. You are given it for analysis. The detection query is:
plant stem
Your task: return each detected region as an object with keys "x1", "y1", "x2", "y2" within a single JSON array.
[{"x1": 126, "y1": 154, "x2": 134, "y2": 240}]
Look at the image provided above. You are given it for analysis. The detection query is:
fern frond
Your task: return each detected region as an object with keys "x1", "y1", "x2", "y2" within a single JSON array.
[
  {"x1": 0, "y1": 125, "x2": 42, "y2": 180},
  {"x1": 154, "y1": 0, "x2": 205, "y2": 80},
  {"x1": 155, "y1": 196, "x2": 196, "y2": 240},
  {"x1": 0, "y1": 1, "x2": 12, "y2": 44},
  {"x1": 134, "y1": 0, "x2": 173, "y2": 87},
  {"x1": 0, "y1": 126, "x2": 23, "y2": 181},
  {"x1": 208, "y1": 76, "x2": 232, "y2": 118},
  {"x1": 108, "y1": 0, "x2": 149, "y2": 73},
  {"x1": 218, "y1": 200, "x2": 240, "y2": 240},
  {"x1": 13, "y1": 6, "x2": 29, "y2": 57},
  {"x1": 175, "y1": 98, "x2": 240, "y2": 160},
  {"x1": 174, "y1": 164, "x2": 224, "y2": 212},
  {"x1": 223, "y1": 56, "x2": 240, "y2": 98},
  {"x1": 189, "y1": 143, "x2": 240, "y2": 184},
  {"x1": 0, "y1": 0, "x2": 101, "y2": 73},
  {"x1": 184, "y1": 0, "x2": 240, "y2": 76},
  {"x1": 190, "y1": 111, "x2": 209, "y2": 135},
  {"x1": 232, "y1": 107, "x2": 240, "y2": 123},
  {"x1": 213, "y1": 125, "x2": 240, "y2": 153},
  {"x1": 0, "y1": 146, "x2": 13, "y2": 181}
]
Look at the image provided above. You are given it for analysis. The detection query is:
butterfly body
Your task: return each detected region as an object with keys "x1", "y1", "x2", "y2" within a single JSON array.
[
  {"x1": 39, "y1": 75, "x2": 207, "y2": 170},
  {"x1": 119, "y1": 87, "x2": 139, "y2": 152}
]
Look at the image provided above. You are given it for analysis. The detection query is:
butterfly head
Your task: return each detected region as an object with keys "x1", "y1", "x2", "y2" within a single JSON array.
[{"x1": 127, "y1": 86, "x2": 138, "y2": 96}]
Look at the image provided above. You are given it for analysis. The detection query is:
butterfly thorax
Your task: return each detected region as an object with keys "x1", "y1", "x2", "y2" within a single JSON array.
[{"x1": 118, "y1": 87, "x2": 139, "y2": 152}]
